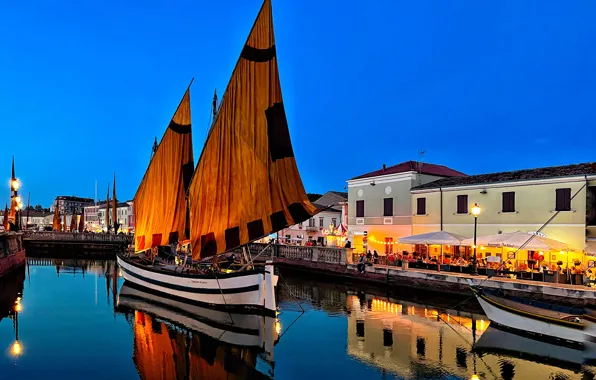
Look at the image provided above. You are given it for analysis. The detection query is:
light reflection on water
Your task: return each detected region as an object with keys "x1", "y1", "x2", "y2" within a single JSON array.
[{"x1": 0, "y1": 259, "x2": 593, "y2": 379}]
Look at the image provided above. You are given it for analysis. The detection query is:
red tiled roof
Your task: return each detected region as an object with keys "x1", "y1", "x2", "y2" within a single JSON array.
[{"x1": 351, "y1": 161, "x2": 466, "y2": 180}]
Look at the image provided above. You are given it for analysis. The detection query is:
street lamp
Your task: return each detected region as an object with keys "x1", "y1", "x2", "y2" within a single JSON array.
[{"x1": 471, "y1": 203, "x2": 481, "y2": 276}]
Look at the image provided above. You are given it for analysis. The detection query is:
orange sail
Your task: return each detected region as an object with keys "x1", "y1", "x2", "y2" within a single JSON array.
[
  {"x1": 70, "y1": 213, "x2": 77, "y2": 232},
  {"x1": 188, "y1": 0, "x2": 319, "y2": 259},
  {"x1": 78, "y1": 208, "x2": 85, "y2": 232},
  {"x1": 52, "y1": 204, "x2": 60, "y2": 231},
  {"x1": 133, "y1": 85, "x2": 194, "y2": 252}
]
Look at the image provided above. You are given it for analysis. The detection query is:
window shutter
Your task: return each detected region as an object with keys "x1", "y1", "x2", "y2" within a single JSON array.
[
  {"x1": 556, "y1": 188, "x2": 571, "y2": 211},
  {"x1": 457, "y1": 195, "x2": 468, "y2": 214},
  {"x1": 356, "y1": 200, "x2": 364, "y2": 217},
  {"x1": 417, "y1": 198, "x2": 426, "y2": 215},
  {"x1": 383, "y1": 198, "x2": 393, "y2": 217},
  {"x1": 502, "y1": 192, "x2": 515, "y2": 212}
]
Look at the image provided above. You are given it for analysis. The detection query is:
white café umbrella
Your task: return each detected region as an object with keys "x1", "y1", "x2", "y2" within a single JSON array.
[
  {"x1": 399, "y1": 231, "x2": 468, "y2": 245},
  {"x1": 461, "y1": 231, "x2": 568, "y2": 251}
]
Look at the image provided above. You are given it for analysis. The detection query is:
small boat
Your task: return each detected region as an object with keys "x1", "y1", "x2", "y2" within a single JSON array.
[
  {"x1": 116, "y1": 283, "x2": 278, "y2": 379},
  {"x1": 117, "y1": 0, "x2": 320, "y2": 316},
  {"x1": 0, "y1": 232, "x2": 26, "y2": 278},
  {"x1": 467, "y1": 280, "x2": 585, "y2": 346},
  {"x1": 585, "y1": 306, "x2": 596, "y2": 364}
]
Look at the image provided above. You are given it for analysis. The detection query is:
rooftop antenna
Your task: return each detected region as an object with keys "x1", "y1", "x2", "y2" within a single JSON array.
[
  {"x1": 95, "y1": 180, "x2": 98, "y2": 205},
  {"x1": 417, "y1": 150, "x2": 425, "y2": 185}
]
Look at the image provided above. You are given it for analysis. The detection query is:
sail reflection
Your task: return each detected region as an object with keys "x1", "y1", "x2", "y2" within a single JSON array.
[{"x1": 116, "y1": 284, "x2": 277, "y2": 379}]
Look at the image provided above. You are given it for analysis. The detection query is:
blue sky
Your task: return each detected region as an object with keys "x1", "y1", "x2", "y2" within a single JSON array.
[{"x1": 1, "y1": 0, "x2": 595, "y2": 207}]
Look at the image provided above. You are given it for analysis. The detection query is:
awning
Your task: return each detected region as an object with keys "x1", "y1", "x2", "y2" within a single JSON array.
[
  {"x1": 398, "y1": 231, "x2": 469, "y2": 245},
  {"x1": 461, "y1": 231, "x2": 567, "y2": 251}
]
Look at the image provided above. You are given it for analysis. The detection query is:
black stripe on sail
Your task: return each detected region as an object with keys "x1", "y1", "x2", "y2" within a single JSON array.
[
  {"x1": 225, "y1": 227, "x2": 241, "y2": 251},
  {"x1": 200, "y1": 232, "x2": 217, "y2": 257},
  {"x1": 240, "y1": 44, "x2": 276, "y2": 62},
  {"x1": 289, "y1": 202, "x2": 311, "y2": 224},
  {"x1": 266, "y1": 102, "x2": 295, "y2": 162},
  {"x1": 270, "y1": 211, "x2": 288, "y2": 232},
  {"x1": 168, "y1": 120, "x2": 192, "y2": 134},
  {"x1": 247, "y1": 219, "x2": 265, "y2": 241}
]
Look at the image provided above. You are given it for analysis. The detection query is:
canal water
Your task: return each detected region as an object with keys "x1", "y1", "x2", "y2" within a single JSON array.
[{"x1": 0, "y1": 259, "x2": 594, "y2": 379}]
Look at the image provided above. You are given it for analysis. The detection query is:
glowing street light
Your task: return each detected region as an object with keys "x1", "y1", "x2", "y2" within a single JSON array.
[{"x1": 471, "y1": 203, "x2": 481, "y2": 276}]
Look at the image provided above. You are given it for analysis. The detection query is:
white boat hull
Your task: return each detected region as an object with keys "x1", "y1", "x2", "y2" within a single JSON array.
[
  {"x1": 585, "y1": 313, "x2": 596, "y2": 362},
  {"x1": 472, "y1": 291, "x2": 584, "y2": 345},
  {"x1": 117, "y1": 254, "x2": 278, "y2": 315}
]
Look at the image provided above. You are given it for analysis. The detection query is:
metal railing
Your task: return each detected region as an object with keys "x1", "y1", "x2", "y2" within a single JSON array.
[
  {"x1": 241, "y1": 242, "x2": 350, "y2": 265},
  {"x1": 22, "y1": 231, "x2": 133, "y2": 243}
]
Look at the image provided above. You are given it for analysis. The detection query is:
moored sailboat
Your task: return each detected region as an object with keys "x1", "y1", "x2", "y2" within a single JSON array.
[{"x1": 117, "y1": 0, "x2": 320, "y2": 316}]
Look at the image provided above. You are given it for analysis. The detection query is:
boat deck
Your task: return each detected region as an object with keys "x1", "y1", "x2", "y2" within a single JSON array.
[{"x1": 483, "y1": 292, "x2": 583, "y2": 320}]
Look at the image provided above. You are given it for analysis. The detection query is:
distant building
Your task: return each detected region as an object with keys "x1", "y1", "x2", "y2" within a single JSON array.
[
  {"x1": 278, "y1": 191, "x2": 347, "y2": 246},
  {"x1": 50, "y1": 196, "x2": 94, "y2": 214},
  {"x1": 347, "y1": 161, "x2": 465, "y2": 255},
  {"x1": 85, "y1": 200, "x2": 134, "y2": 232},
  {"x1": 1, "y1": 210, "x2": 57, "y2": 230}
]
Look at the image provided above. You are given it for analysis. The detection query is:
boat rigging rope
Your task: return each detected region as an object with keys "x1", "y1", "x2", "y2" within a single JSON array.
[{"x1": 212, "y1": 271, "x2": 235, "y2": 326}]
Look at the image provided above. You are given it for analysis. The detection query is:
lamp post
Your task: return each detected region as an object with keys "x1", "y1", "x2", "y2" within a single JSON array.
[{"x1": 471, "y1": 203, "x2": 481, "y2": 276}]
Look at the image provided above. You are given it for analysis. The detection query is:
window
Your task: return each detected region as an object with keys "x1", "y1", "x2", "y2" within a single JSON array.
[
  {"x1": 356, "y1": 200, "x2": 364, "y2": 217},
  {"x1": 457, "y1": 195, "x2": 468, "y2": 214},
  {"x1": 385, "y1": 237, "x2": 393, "y2": 255},
  {"x1": 383, "y1": 198, "x2": 393, "y2": 217},
  {"x1": 502, "y1": 192, "x2": 515, "y2": 212},
  {"x1": 416, "y1": 198, "x2": 426, "y2": 215},
  {"x1": 319, "y1": 217, "x2": 324, "y2": 227},
  {"x1": 308, "y1": 218, "x2": 315, "y2": 227},
  {"x1": 555, "y1": 188, "x2": 571, "y2": 211},
  {"x1": 331, "y1": 218, "x2": 337, "y2": 227}
]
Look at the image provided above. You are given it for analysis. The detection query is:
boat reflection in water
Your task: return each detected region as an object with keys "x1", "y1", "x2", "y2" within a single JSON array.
[{"x1": 116, "y1": 283, "x2": 279, "y2": 379}]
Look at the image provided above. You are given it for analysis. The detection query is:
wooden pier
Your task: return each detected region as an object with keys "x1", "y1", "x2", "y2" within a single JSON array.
[{"x1": 22, "y1": 231, "x2": 132, "y2": 259}]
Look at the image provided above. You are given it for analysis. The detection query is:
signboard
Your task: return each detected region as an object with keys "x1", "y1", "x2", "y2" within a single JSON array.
[{"x1": 527, "y1": 231, "x2": 547, "y2": 238}]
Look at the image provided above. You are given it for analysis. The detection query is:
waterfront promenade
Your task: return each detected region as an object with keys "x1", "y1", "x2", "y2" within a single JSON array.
[{"x1": 244, "y1": 243, "x2": 595, "y2": 306}]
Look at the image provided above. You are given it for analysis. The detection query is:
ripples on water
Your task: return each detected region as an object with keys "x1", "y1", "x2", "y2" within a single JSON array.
[{"x1": 0, "y1": 259, "x2": 594, "y2": 379}]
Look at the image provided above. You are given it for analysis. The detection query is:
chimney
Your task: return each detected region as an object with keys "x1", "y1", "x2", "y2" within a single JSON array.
[{"x1": 382, "y1": 164, "x2": 386, "y2": 173}]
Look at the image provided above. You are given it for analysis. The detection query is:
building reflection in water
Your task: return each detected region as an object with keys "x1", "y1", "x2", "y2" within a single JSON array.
[{"x1": 345, "y1": 294, "x2": 595, "y2": 379}]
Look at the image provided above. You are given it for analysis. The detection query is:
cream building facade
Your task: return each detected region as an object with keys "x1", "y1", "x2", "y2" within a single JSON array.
[
  {"x1": 278, "y1": 191, "x2": 346, "y2": 246},
  {"x1": 411, "y1": 163, "x2": 596, "y2": 264},
  {"x1": 346, "y1": 161, "x2": 465, "y2": 255}
]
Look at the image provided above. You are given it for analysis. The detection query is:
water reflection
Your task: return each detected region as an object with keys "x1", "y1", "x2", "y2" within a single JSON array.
[
  {"x1": 115, "y1": 283, "x2": 277, "y2": 379},
  {"x1": 278, "y1": 273, "x2": 596, "y2": 380},
  {"x1": 0, "y1": 266, "x2": 25, "y2": 359},
  {"x1": 1, "y1": 260, "x2": 596, "y2": 379}
]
